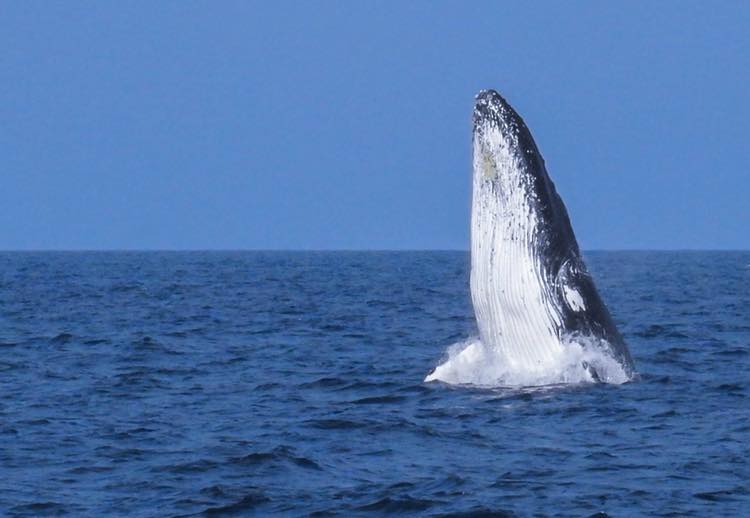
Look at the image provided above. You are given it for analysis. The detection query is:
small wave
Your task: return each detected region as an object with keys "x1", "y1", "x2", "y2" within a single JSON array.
[
  {"x1": 155, "y1": 459, "x2": 220, "y2": 474},
  {"x1": 10, "y1": 502, "x2": 68, "y2": 515},
  {"x1": 635, "y1": 324, "x2": 688, "y2": 339},
  {"x1": 425, "y1": 336, "x2": 631, "y2": 387},
  {"x1": 305, "y1": 418, "x2": 367, "y2": 430},
  {"x1": 67, "y1": 465, "x2": 114, "y2": 475},
  {"x1": 351, "y1": 395, "x2": 406, "y2": 405},
  {"x1": 297, "y1": 377, "x2": 347, "y2": 389},
  {"x1": 83, "y1": 338, "x2": 111, "y2": 345},
  {"x1": 694, "y1": 486, "x2": 748, "y2": 502},
  {"x1": 433, "y1": 507, "x2": 515, "y2": 517},
  {"x1": 51, "y1": 332, "x2": 73, "y2": 344},
  {"x1": 231, "y1": 446, "x2": 322, "y2": 470},
  {"x1": 356, "y1": 496, "x2": 440, "y2": 513},
  {"x1": 203, "y1": 492, "x2": 270, "y2": 516}
]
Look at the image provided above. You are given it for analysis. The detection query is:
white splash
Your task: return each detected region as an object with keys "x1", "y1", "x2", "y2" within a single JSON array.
[{"x1": 424, "y1": 335, "x2": 630, "y2": 387}]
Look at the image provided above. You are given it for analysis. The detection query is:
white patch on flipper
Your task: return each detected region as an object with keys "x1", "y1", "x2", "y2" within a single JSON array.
[{"x1": 563, "y1": 286, "x2": 585, "y2": 312}]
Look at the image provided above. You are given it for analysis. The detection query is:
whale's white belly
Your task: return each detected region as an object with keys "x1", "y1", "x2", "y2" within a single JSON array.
[{"x1": 470, "y1": 141, "x2": 565, "y2": 373}]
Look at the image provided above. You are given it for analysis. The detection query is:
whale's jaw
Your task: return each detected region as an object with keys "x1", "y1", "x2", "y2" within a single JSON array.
[
  {"x1": 468, "y1": 89, "x2": 635, "y2": 380},
  {"x1": 471, "y1": 91, "x2": 565, "y2": 373}
]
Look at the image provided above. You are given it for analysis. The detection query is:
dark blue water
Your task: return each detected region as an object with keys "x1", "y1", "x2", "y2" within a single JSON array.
[{"x1": 1, "y1": 251, "x2": 748, "y2": 516}]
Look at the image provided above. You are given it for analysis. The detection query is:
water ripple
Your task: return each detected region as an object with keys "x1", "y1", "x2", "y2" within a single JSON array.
[{"x1": 0, "y1": 251, "x2": 748, "y2": 516}]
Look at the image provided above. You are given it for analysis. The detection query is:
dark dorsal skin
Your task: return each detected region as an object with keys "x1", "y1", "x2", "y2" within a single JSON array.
[{"x1": 475, "y1": 89, "x2": 635, "y2": 376}]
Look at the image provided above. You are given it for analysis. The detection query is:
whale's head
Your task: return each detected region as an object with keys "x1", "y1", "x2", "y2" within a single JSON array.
[
  {"x1": 471, "y1": 89, "x2": 577, "y2": 259},
  {"x1": 472, "y1": 89, "x2": 537, "y2": 177}
]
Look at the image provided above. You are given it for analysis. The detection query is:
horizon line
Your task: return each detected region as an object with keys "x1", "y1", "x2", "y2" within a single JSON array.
[{"x1": 0, "y1": 248, "x2": 748, "y2": 253}]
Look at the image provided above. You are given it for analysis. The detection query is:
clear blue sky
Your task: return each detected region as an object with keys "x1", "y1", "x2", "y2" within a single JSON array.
[{"x1": 2, "y1": 2, "x2": 748, "y2": 250}]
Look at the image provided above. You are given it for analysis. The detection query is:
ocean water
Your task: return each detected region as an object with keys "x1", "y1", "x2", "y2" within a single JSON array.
[{"x1": 1, "y1": 251, "x2": 748, "y2": 517}]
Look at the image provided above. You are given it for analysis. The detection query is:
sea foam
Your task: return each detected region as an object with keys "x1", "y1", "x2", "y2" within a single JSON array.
[{"x1": 425, "y1": 335, "x2": 631, "y2": 387}]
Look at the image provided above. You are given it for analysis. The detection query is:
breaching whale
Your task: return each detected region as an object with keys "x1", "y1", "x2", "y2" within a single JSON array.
[{"x1": 427, "y1": 89, "x2": 634, "y2": 385}]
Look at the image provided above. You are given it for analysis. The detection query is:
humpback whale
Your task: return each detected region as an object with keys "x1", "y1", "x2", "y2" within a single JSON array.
[{"x1": 428, "y1": 90, "x2": 634, "y2": 385}]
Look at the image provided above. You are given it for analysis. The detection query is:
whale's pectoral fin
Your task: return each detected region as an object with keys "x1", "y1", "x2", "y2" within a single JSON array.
[
  {"x1": 554, "y1": 257, "x2": 591, "y2": 313},
  {"x1": 553, "y1": 256, "x2": 634, "y2": 375}
]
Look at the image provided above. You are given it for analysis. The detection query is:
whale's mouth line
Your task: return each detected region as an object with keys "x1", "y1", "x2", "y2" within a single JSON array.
[{"x1": 426, "y1": 89, "x2": 635, "y2": 387}]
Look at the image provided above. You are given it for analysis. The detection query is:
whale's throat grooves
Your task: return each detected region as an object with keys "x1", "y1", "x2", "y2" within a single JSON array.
[{"x1": 470, "y1": 111, "x2": 564, "y2": 372}]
